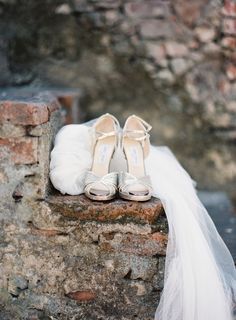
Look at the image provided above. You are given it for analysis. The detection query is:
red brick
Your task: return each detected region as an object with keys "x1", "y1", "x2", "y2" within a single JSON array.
[
  {"x1": 222, "y1": 0, "x2": 236, "y2": 17},
  {"x1": 65, "y1": 291, "x2": 96, "y2": 302},
  {"x1": 222, "y1": 18, "x2": 236, "y2": 35},
  {"x1": 0, "y1": 137, "x2": 38, "y2": 164},
  {"x1": 0, "y1": 101, "x2": 49, "y2": 125}
]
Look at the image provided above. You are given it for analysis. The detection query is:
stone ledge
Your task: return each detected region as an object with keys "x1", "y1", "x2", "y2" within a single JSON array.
[{"x1": 46, "y1": 193, "x2": 164, "y2": 224}]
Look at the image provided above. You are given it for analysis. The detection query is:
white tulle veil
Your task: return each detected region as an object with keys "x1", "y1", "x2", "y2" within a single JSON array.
[{"x1": 50, "y1": 119, "x2": 236, "y2": 320}]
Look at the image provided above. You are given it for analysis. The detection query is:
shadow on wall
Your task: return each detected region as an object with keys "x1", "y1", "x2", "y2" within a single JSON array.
[{"x1": 0, "y1": 0, "x2": 236, "y2": 199}]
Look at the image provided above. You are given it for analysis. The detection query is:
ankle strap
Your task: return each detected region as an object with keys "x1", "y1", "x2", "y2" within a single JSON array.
[
  {"x1": 122, "y1": 115, "x2": 152, "y2": 157},
  {"x1": 95, "y1": 114, "x2": 120, "y2": 140}
]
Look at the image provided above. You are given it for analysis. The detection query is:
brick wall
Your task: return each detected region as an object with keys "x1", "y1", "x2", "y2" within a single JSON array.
[{"x1": 0, "y1": 92, "x2": 62, "y2": 219}]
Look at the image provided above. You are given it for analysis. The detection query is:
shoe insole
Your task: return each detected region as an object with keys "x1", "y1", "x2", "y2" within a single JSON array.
[
  {"x1": 123, "y1": 138, "x2": 147, "y2": 194},
  {"x1": 90, "y1": 136, "x2": 115, "y2": 194}
]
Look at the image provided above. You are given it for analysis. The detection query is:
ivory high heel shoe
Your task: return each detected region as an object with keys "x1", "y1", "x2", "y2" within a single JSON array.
[
  {"x1": 119, "y1": 115, "x2": 153, "y2": 201},
  {"x1": 84, "y1": 113, "x2": 119, "y2": 201}
]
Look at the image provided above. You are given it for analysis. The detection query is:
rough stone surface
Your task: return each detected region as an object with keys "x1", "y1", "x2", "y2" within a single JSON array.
[
  {"x1": 0, "y1": 184, "x2": 167, "y2": 320},
  {"x1": 0, "y1": 92, "x2": 167, "y2": 319},
  {"x1": 140, "y1": 20, "x2": 172, "y2": 39},
  {"x1": 195, "y1": 27, "x2": 216, "y2": 43},
  {"x1": 0, "y1": 137, "x2": 38, "y2": 165},
  {"x1": 47, "y1": 193, "x2": 164, "y2": 224},
  {"x1": 0, "y1": 208, "x2": 167, "y2": 320},
  {"x1": 165, "y1": 42, "x2": 188, "y2": 57}
]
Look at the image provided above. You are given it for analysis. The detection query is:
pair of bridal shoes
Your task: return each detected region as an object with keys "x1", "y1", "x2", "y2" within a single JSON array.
[{"x1": 84, "y1": 113, "x2": 153, "y2": 201}]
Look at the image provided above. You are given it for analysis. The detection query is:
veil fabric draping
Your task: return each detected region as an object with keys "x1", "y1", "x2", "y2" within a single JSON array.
[{"x1": 50, "y1": 122, "x2": 236, "y2": 320}]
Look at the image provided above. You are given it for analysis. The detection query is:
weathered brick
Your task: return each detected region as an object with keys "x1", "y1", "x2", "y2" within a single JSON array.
[
  {"x1": 0, "y1": 101, "x2": 49, "y2": 125},
  {"x1": 65, "y1": 291, "x2": 96, "y2": 302},
  {"x1": 222, "y1": 0, "x2": 236, "y2": 17},
  {"x1": 0, "y1": 92, "x2": 60, "y2": 126},
  {"x1": 0, "y1": 137, "x2": 38, "y2": 164}
]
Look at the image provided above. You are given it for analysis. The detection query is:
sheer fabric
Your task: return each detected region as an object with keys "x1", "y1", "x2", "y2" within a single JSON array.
[{"x1": 50, "y1": 123, "x2": 236, "y2": 320}]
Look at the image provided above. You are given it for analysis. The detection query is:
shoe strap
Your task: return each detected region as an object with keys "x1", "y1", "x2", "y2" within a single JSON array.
[
  {"x1": 123, "y1": 129, "x2": 150, "y2": 142},
  {"x1": 84, "y1": 171, "x2": 118, "y2": 195},
  {"x1": 118, "y1": 171, "x2": 152, "y2": 193},
  {"x1": 123, "y1": 115, "x2": 152, "y2": 157},
  {"x1": 95, "y1": 113, "x2": 120, "y2": 138},
  {"x1": 95, "y1": 129, "x2": 118, "y2": 140}
]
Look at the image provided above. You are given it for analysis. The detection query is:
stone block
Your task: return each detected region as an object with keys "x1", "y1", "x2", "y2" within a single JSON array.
[
  {"x1": 0, "y1": 123, "x2": 26, "y2": 138},
  {"x1": 155, "y1": 70, "x2": 175, "y2": 84},
  {"x1": 222, "y1": 18, "x2": 236, "y2": 35},
  {"x1": 105, "y1": 10, "x2": 120, "y2": 25},
  {"x1": 170, "y1": 58, "x2": 190, "y2": 75},
  {"x1": 195, "y1": 26, "x2": 216, "y2": 42},
  {"x1": 27, "y1": 125, "x2": 43, "y2": 137},
  {"x1": 222, "y1": 0, "x2": 236, "y2": 17},
  {"x1": 100, "y1": 231, "x2": 167, "y2": 256},
  {"x1": 221, "y1": 36, "x2": 236, "y2": 50},
  {"x1": 226, "y1": 63, "x2": 236, "y2": 80},
  {"x1": 140, "y1": 20, "x2": 172, "y2": 39},
  {"x1": 124, "y1": 2, "x2": 169, "y2": 19},
  {"x1": 226, "y1": 101, "x2": 236, "y2": 112},
  {"x1": 173, "y1": 0, "x2": 206, "y2": 27},
  {"x1": 0, "y1": 137, "x2": 38, "y2": 165},
  {"x1": 146, "y1": 42, "x2": 166, "y2": 64},
  {"x1": 165, "y1": 41, "x2": 188, "y2": 57},
  {"x1": 202, "y1": 43, "x2": 221, "y2": 55},
  {"x1": 55, "y1": 3, "x2": 72, "y2": 14}
]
